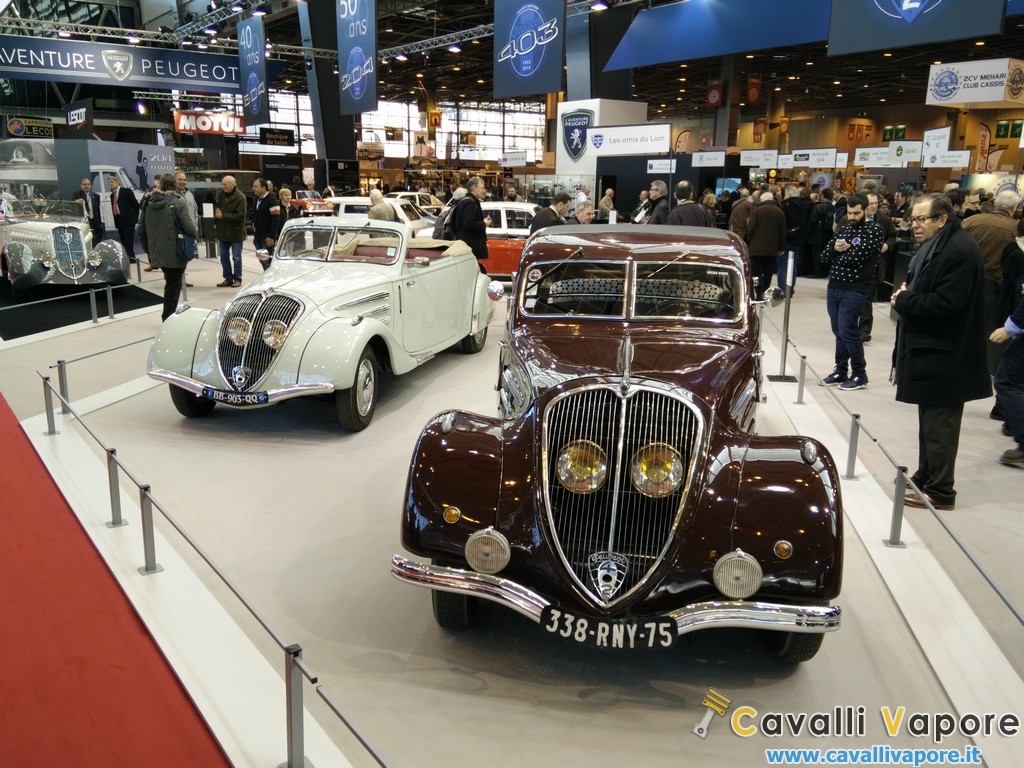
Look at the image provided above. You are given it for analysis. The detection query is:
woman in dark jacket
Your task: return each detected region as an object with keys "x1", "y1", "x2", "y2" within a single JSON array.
[
  {"x1": 451, "y1": 175, "x2": 489, "y2": 273},
  {"x1": 137, "y1": 173, "x2": 198, "y2": 321}
]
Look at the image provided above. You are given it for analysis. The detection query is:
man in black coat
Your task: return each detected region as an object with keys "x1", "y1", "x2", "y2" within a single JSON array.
[
  {"x1": 108, "y1": 175, "x2": 140, "y2": 263},
  {"x1": 73, "y1": 178, "x2": 103, "y2": 246},
  {"x1": 891, "y1": 193, "x2": 992, "y2": 510},
  {"x1": 530, "y1": 191, "x2": 570, "y2": 234},
  {"x1": 451, "y1": 175, "x2": 490, "y2": 271},
  {"x1": 250, "y1": 178, "x2": 282, "y2": 270}
]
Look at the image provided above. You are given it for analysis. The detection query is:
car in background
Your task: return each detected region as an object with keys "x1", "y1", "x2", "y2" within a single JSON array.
[
  {"x1": 290, "y1": 190, "x2": 334, "y2": 217},
  {"x1": 386, "y1": 190, "x2": 444, "y2": 216},
  {"x1": 392, "y1": 224, "x2": 843, "y2": 662},
  {"x1": 0, "y1": 198, "x2": 128, "y2": 299},
  {"x1": 327, "y1": 196, "x2": 434, "y2": 236},
  {"x1": 481, "y1": 200, "x2": 539, "y2": 278},
  {"x1": 147, "y1": 216, "x2": 499, "y2": 431}
]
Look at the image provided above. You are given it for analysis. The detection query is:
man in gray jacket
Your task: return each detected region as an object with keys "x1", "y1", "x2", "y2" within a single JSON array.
[{"x1": 137, "y1": 174, "x2": 198, "y2": 321}]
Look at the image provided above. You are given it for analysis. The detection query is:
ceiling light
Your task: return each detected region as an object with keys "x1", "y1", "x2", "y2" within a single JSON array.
[
  {"x1": 57, "y1": 28, "x2": 71, "y2": 38},
  {"x1": 453, "y1": 66, "x2": 461, "y2": 71},
  {"x1": 883, "y1": 52, "x2": 892, "y2": 57},
  {"x1": 833, "y1": 80, "x2": 841, "y2": 85},
  {"x1": 395, "y1": 52, "x2": 408, "y2": 61},
  {"x1": 476, "y1": 78, "x2": 485, "y2": 84},
  {"x1": 975, "y1": 40, "x2": 985, "y2": 46},
  {"x1": 774, "y1": 86, "x2": 782, "y2": 92},
  {"x1": 252, "y1": 7, "x2": 266, "y2": 16},
  {"x1": 180, "y1": 37, "x2": 194, "y2": 46},
  {"x1": 592, "y1": 1, "x2": 609, "y2": 9},
  {"x1": 204, "y1": 25, "x2": 217, "y2": 35},
  {"x1": 197, "y1": 41, "x2": 208, "y2": 49},
  {"x1": 230, "y1": 2, "x2": 243, "y2": 12},
  {"x1": 332, "y1": 61, "x2": 339, "y2": 75},
  {"x1": 416, "y1": 72, "x2": 424, "y2": 78},
  {"x1": 448, "y1": 44, "x2": 461, "y2": 53},
  {"x1": 126, "y1": 34, "x2": 140, "y2": 45},
  {"x1": 136, "y1": 100, "x2": 146, "y2": 114}
]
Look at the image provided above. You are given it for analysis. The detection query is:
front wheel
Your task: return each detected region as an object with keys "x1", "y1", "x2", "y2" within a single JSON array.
[
  {"x1": 168, "y1": 385, "x2": 215, "y2": 417},
  {"x1": 336, "y1": 346, "x2": 378, "y2": 431},
  {"x1": 760, "y1": 630, "x2": 824, "y2": 663},
  {"x1": 461, "y1": 324, "x2": 487, "y2": 354},
  {"x1": 432, "y1": 589, "x2": 476, "y2": 631}
]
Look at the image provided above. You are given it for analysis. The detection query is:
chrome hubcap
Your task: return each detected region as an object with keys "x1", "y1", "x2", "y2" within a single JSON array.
[{"x1": 356, "y1": 359, "x2": 375, "y2": 416}]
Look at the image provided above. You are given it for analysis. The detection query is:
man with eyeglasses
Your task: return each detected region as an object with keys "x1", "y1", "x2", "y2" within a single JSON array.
[
  {"x1": 645, "y1": 179, "x2": 671, "y2": 225},
  {"x1": 890, "y1": 193, "x2": 991, "y2": 510}
]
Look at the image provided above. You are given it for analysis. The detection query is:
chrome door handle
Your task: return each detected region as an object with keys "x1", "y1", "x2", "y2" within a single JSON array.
[{"x1": 406, "y1": 280, "x2": 416, "y2": 287}]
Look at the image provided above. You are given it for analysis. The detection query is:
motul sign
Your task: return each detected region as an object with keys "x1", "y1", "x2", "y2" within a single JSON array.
[{"x1": 174, "y1": 111, "x2": 246, "y2": 135}]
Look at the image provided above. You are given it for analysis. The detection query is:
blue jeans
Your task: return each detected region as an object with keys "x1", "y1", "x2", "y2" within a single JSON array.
[
  {"x1": 826, "y1": 286, "x2": 868, "y2": 379},
  {"x1": 995, "y1": 334, "x2": 1024, "y2": 449},
  {"x1": 219, "y1": 240, "x2": 242, "y2": 281}
]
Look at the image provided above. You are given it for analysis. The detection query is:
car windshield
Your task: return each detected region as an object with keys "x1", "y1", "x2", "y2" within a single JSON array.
[
  {"x1": 276, "y1": 224, "x2": 405, "y2": 264},
  {"x1": 1, "y1": 199, "x2": 86, "y2": 221},
  {"x1": 296, "y1": 190, "x2": 323, "y2": 200},
  {"x1": 397, "y1": 201, "x2": 422, "y2": 221},
  {"x1": 521, "y1": 259, "x2": 741, "y2": 321}
]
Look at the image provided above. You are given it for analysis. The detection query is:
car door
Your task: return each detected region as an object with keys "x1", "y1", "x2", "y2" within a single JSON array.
[{"x1": 400, "y1": 250, "x2": 464, "y2": 353}]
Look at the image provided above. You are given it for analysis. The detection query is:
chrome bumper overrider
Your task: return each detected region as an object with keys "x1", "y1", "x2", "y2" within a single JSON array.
[
  {"x1": 148, "y1": 368, "x2": 335, "y2": 404},
  {"x1": 390, "y1": 555, "x2": 841, "y2": 635}
]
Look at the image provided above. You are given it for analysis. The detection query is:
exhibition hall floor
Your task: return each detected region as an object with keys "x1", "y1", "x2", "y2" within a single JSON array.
[{"x1": 1, "y1": 251, "x2": 1022, "y2": 767}]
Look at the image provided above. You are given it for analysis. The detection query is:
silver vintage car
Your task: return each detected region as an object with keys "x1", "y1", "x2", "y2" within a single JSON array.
[
  {"x1": 147, "y1": 217, "x2": 498, "y2": 431},
  {"x1": 0, "y1": 198, "x2": 128, "y2": 298}
]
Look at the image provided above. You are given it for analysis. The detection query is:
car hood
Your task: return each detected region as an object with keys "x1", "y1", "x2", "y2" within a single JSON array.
[
  {"x1": 7, "y1": 218, "x2": 88, "y2": 236},
  {"x1": 239, "y1": 260, "x2": 392, "y2": 307},
  {"x1": 512, "y1": 323, "x2": 751, "y2": 397}
]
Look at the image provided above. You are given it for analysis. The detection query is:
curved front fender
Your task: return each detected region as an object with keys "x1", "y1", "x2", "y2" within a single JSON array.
[
  {"x1": 148, "y1": 307, "x2": 220, "y2": 376},
  {"x1": 296, "y1": 316, "x2": 398, "y2": 388}
]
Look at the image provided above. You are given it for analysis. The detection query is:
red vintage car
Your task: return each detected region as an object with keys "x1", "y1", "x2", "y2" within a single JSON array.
[
  {"x1": 289, "y1": 190, "x2": 334, "y2": 217},
  {"x1": 392, "y1": 224, "x2": 843, "y2": 662},
  {"x1": 481, "y1": 201, "x2": 538, "y2": 278}
]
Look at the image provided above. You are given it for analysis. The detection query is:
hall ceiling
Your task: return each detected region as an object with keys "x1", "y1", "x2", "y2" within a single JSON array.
[{"x1": 259, "y1": 1, "x2": 1024, "y2": 120}]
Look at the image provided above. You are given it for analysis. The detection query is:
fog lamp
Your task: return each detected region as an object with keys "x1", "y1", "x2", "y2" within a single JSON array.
[
  {"x1": 40, "y1": 250, "x2": 56, "y2": 268},
  {"x1": 87, "y1": 250, "x2": 103, "y2": 267},
  {"x1": 261, "y1": 319, "x2": 288, "y2": 350},
  {"x1": 556, "y1": 440, "x2": 608, "y2": 494},
  {"x1": 465, "y1": 528, "x2": 510, "y2": 575},
  {"x1": 630, "y1": 443, "x2": 684, "y2": 498},
  {"x1": 225, "y1": 317, "x2": 251, "y2": 346},
  {"x1": 712, "y1": 549, "x2": 763, "y2": 599}
]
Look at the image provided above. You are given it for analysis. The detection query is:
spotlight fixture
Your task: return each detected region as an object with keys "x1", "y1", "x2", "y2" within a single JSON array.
[
  {"x1": 230, "y1": 2, "x2": 243, "y2": 12},
  {"x1": 204, "y1": 25, "x2": 217, "y2": 35},
  {"x1": 136, "y1": 100, "x2": 146, "y2": 115},
  {"x1": 332, "y1": 61, "x2": 340, "y2": 75},
  {"x1": 57, "y1": 28, "x2": 71, "y2": 38},
  {"x1": 448, "y1": 43, "x2": 461, "y2": 53},
  {"x1": 395, "y1": 52, "x2": 408, "y2": 62},
  {"x1": 180, "y1": 37, "x2": 194, "y2": 46},
  {"x1": 197, "y1": 41, "x2": 208, "y2": 49},
  {"x1": 252, "y1": 7, "x2": 266, "y2": 16},
  {"x1": 591, "y1": 1, "x2": 609, "y2": 9},
  {"x1": 126, "y1": 34, "x2": 140, "y2": 45},
  {"x1": 208, "y1": 1, "x2": 218, "y2": 11}
]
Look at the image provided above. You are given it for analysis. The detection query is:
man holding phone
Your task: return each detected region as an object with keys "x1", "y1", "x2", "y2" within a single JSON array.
[{"x1": 819, "y1": 193, "x2": 884, "y2": 391}]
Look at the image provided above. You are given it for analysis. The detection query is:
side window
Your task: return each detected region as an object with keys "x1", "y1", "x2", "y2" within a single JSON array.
[{"x1": 508, "y1": 210, "x2": 532, "y2": 230}]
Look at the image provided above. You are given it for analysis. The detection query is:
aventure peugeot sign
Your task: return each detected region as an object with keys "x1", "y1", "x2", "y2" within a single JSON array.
[{"x1": 0, "y1": 35, "x2": 272, "y2": 94}]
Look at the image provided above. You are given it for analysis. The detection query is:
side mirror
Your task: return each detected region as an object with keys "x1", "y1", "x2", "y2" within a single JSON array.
[
  {"x1": 755, "y1": 287, "x2": 785, "y2": 307},
  {"x1": 487, "y1": 280, "x2": 505, "y2": 302},
  {"x1": 255, "y1": 248, "x2": 270, "y2": 260},
  {"x1": 412, "y1": 256, "x2": 430, "y2": 268}
]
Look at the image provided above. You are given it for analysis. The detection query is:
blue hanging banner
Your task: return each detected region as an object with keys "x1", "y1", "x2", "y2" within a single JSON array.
[
  {"x1": 337, "y1": 0, "x2": 377, "y2": 116},
  {"x1": 0, "y1": 35, "x2": 284, "y2": 93},
  {"x1": 238, "y1": 16, "x2": 270, "y2": 127},
  {"x1": 493, "y1": 0, "x2": 565, "y2": 99}
]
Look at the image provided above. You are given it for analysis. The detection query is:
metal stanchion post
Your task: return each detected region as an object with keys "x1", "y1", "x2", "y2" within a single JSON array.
[
  {"x1": 56, "y1": 359, "x2": 70, "y2": 414},
  {"x1": 845, "y1": 413, "x2": 861, "y2": 479},
  {"x1": 768, "y1": 251, "x2": 798, "y2": 383},
  {"x1": 137, "y1": 486, "x2": 163, "y2": 575},
  {"x1": 42, "y1": 376, "x2": 59, "y2": 436},
  {"x1": 105, "y1": 285, "x2": 115, "y2": 319},
  {"x1": 279, "y1": 644, "x2": 310, "y2": 768},
  {"x1": 106, "y1": 448, "x2": 128, "y2": 529},
  {"x1": 795, "y1": 355, "x2": 807, "y2": 404},
  {"x1": 88, "y1": 288, "x2": 99, "y2": 323},
  {"x1": 886, "y1": 466, "x2": 908, "y2": 548}
]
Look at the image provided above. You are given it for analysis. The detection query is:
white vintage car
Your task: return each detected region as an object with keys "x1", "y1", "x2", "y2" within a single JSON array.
[
  {"x1": 0, "y1": 199, "x2": 128, "y2": 298},
  {"x1": 147, "y1": 217, "x2": 499, "y2": 431}
]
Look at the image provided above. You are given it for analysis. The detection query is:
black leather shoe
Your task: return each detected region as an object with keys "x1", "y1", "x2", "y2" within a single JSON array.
[
  {"x1": 991, "y1": 405, "x2": 1005, "y2": 420},
  {"x1": 1003, "y1": 423, "x2": 1012, "y2": 436}
]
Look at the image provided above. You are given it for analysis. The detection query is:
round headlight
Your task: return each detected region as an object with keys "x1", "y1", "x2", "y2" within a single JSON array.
[
  {"x1": 712, "y1": 549, "x2": 763, "y2": 599},
  {"x1": 225, "y1": 317, "x2": 251, "y2": 346},
  {"x1": 556, "y1": 440, "x2": 608, "y2": 494},
  {"x1": 261, "y1": 319, "x2": 288, "y2": 350},
  {"x1": 465, "y1": 528, "x2": 510, "y2": 575},
  {"x1": 87, "y1": 249, "x2": 103, "y2": 267},
  {"x1": 630, "y1": 443, "x2": 684, "y2": 498}
]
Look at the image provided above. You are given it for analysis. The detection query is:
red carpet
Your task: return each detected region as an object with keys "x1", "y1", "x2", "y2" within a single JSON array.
[{"x1": 0, "y1": 394, "x2": 232, "y2": 767}]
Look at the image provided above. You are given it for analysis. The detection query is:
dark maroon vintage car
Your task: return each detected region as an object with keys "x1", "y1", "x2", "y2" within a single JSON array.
[{"x1": 392, "y1": 224, "x2": 843, "y2": 662}]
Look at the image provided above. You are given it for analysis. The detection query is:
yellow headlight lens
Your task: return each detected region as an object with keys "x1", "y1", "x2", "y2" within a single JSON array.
[
  {"x1": 261, "y1": 319, "x2": 288, "y2": 350},
  {"x1": 556, "y1": 440, "x2": 608, "y2": 494},
  {"x1": 226, "y1": 317, "x2": 251, "y2": 346},
  {"x1": 630, "y1": 443, "x2": 684, "y2": 498}
]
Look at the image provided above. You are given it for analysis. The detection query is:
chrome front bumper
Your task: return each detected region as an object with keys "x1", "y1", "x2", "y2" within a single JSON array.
[
  {"x1": 148, "y1": 368, "x2": 335, "y2": 405},
  {"x1": 391, "y1": 555, "x2": 841, "y2": 636}
]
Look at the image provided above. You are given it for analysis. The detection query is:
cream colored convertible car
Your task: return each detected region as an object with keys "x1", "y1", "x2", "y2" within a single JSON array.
[{"x1": 147, "y1": 217, "x2": 499, "y2": 430}]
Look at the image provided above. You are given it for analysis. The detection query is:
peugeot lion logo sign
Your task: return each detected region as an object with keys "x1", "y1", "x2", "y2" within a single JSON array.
[
  {"x1": 101, "y1": 51, "x2": 133, "y2": 81},
  {"x1": 589, "y1": 551, "x2": 627, "y2": 600},
  {"x1": 873, "y1": 0, "x2": 946, "y2": 24},
  {"x1": 231, "y1": 366, "x2": 250, "y2": 389},
  {"x1": 562, "y1": 109, "x2": 594, "y2": 162}
]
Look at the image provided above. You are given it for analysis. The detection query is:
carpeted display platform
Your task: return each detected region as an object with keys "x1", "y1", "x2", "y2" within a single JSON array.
[
  {"x1": 0, "y1": 284, "x2": 161, "y2": 340},
  {"x1": 0, "y1": 394, "x2": 231, "y2": 767}
]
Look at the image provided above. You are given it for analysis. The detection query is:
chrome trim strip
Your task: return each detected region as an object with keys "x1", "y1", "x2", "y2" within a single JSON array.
[
  {"x1": 148, "y1": 368, "x2": 334, "y2": 403},
  {"x1": 390, "y1": 556, "x2": 841, "y2": 634},
  {"x1": 334, "y1": 291, "x2": 391, "y2": 311}
]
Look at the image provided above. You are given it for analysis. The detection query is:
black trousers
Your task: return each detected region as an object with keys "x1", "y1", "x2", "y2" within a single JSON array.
[
  {"x1": 912, "y1": 403, "x2": 964, "y2": 506},
  {"x1": 161, "y1": 267, "x2": 184, "y2": 322},
  {"x1": 114, "y1": 217, "x2": 137, "y2": 260}
]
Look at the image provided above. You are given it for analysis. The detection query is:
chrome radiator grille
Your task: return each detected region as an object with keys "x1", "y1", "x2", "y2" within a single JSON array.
[
  {"x1": 217, "y1": 293, "x2": 302, "y2": 391},
  {"x1": 51, "y1": 226, "x2": 87, "y2": 279},
  {"x1": 543, "y1": 387, "x2": 702, "y2": 607}
]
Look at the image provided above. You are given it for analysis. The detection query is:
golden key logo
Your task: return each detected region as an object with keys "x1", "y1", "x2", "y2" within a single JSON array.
[{"x1": 692, "y1": 688, "x2": 731, "y2": 739}]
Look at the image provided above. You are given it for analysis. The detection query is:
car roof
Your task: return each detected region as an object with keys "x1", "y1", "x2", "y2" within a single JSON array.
[
  {"x1": 521, "y1": 225, "x2": 746, "y2": 268},
  {"x1": 482, "y1": 201, "x2": 540, "y2": 212}
]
